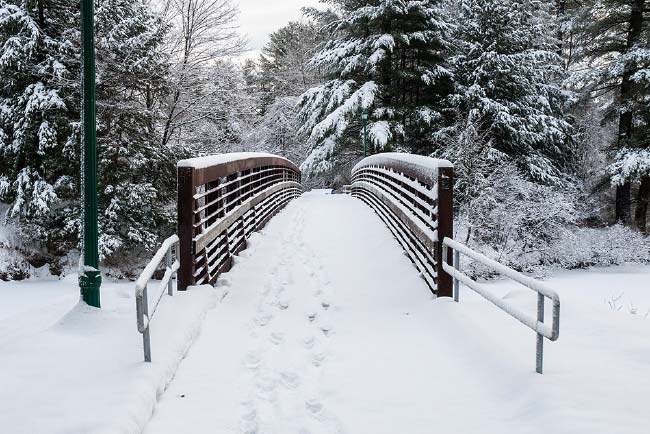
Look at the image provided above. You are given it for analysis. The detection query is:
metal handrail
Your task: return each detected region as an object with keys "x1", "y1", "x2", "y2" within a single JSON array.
[
  {"x1": 442, "y1": 237, "x2": 560, "y2": 374},
  {"x1": 135, "y1": 234, "x2": 180, "y2": 362}
]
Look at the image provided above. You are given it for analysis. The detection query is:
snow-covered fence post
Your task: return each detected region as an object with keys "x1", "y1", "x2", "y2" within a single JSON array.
[
  {"x1": 453, "y1": 250, "x2": 460, "y2": 302},
  {"x1": 350, "y1": 153, "x2": 454, "y2": 296},
  {"x1": 166, "y1": 248, "x2": 174, "y2": 297},
  {"x1": 536, "y1": 293, "x2": 545, "y2": 373},
  {"x1": 176, "y1": 153, "x2": 303, "y2": 290}
]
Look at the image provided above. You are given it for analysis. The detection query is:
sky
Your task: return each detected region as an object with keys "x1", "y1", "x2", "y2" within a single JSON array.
[{"x1": 236, "y1": 0, "x2": 322, "y2": 60}]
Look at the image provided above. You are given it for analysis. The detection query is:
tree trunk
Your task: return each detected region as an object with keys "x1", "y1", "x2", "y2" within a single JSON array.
[
  {"x1": 555, "y1": 0, "x2": 566, "y2": 55},
  {"x1": 616, "y1": 182, "x2": 631, "y2": 223},
  {"x1": 615, "y1": 0, "x2": 645, "y2": 223},
  {"x1": 635, "y1": 176, "x2": 650, "y2": 233}
]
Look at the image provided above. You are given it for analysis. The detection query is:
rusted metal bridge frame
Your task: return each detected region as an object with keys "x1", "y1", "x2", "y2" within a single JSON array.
[
  {"x1": 350, "y1": 154, "x2": 454, "y2": 297},
  {"x1": 177, "y1": 154, "x2": 302, "y2": 291}
]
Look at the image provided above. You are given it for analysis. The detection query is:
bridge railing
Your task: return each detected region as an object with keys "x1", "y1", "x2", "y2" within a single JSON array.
[
  {"x1": 350, "y1": 153, "x2": 454, "y2": 296},
  {"x1": 442, "y1": 237, "x2": 560, "y2": 374},
  {"x1": 177, "y1": 152, "x2": 302, "y2": 290},
  {"x1": 135, "y1": 234, "x2": 179, "y2": 362}
]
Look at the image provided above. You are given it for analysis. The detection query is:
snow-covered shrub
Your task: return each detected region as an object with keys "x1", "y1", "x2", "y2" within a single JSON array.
[
  {"x1": 0, "y1": 258, "x2": 30, "y2": 281},
  {"x1": 553, "y1": 225, "x2": 650, "y2": 269},
  {"x1": 0, "y1": 210, "x2": 29, "y2": 281},
  {"x1": 455, "y1": 164, "x2": 650, "y2": 277},
  {"x1": 455, "y1": 163, "x2": 582, "y2": 274}
]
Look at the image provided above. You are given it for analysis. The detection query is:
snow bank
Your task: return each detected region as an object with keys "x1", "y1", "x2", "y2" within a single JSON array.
[
  {"x1": 177, "y1": 152, "x2": 295, "y2": 169},
  {"x1": 0, "y1": 274, "x2": 217, "y2": 434}
]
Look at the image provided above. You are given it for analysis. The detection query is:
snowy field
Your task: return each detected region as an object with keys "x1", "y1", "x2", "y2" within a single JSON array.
[{"x1": 1, "y1": 190, "x2": 649, "y2": 434}]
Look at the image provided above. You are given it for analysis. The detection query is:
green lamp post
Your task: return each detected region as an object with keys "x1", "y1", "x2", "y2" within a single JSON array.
[
  {"x1": 79, "y1": 0, "x2": 101, "y2": 307},
  {"x1": 362, "y1": 110, "x2": 368, "y2": 158}
]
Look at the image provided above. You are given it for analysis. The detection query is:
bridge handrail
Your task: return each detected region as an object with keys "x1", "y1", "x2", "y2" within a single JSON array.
[
  {"x1": 177, "y1": 152, "x2": 302, "y2": 290},
  {"x1": 442, "y1": 237, "x2": 560, "y2": 374},
  {"x1": 350, "y1": 153, "x2": 454, "y2": 296},
  {"x1": 135, "y1": 234, "x2": 180, "y2": 362}
]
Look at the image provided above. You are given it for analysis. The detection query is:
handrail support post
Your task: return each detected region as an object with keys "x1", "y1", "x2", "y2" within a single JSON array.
[
  {"x1": 142, "y1": 285, "x2": 151, "y2": 363},
  {"x1": 453, "y1": 250, "x2": 460, "y2": 302},
  {"x1": 166, "y1": 248, "x2": 174, "y2": 297},
  {"x1": 536, "y1": 293, "x2": 545, "y2": 374}
]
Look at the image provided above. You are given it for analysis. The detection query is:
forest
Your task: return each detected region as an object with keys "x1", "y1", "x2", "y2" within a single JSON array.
[{"x1": 1, "y1": 0, "x2": 650, "y2": 278}]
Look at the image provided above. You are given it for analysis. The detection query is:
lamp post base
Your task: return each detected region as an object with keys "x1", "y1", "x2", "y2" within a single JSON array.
[{"x1": 79, "y1": 271, "x2": 102, "y2": 308}]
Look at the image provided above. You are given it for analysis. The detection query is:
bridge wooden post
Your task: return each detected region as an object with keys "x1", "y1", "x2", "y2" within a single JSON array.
[
  {"x1": 177, "y1": 166, "x2": 194, "y2": 291},
  {"x1": 437, "y1": 167, "x2": 454, "y2": 297}
]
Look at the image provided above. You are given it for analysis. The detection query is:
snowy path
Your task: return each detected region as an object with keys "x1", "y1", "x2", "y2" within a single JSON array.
[{"x1": 142, "y1": 190, "x2": 650, "y2": 434}]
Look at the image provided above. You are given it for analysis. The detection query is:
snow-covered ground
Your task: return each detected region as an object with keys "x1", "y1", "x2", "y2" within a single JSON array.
[
  {"x1": 1, "y1": 190, "x2": 649, "y2": 434},
  {"x1": 0, "y1": 275, "x2": 216, "y2": 434}
]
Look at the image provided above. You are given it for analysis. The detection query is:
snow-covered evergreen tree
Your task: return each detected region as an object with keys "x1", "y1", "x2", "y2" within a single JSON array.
[
  {"x1": 94, "y1": 0, "x2": 173, "y2": 258},
  {"x1": 0, "y1": 0, "x2": 174, "y2": 264},
  {"x1": 298, "y1": 0, "x2": 453, "y2": 177},
  {"x1": 571, "y1": 0, "x2": 650, "y2": 231},
  {"x1": 244, "y1": 21, "x2": 325, "y2": 166},
  {"x1": 0, "y1": 0, "x2": 78, "y2": 245},
  {"x1": 257, "y1": 21, "x2": 323, "y2": 112},
  {"x1": 441, "y1": 0, "x2": 574, "y2": 184}
]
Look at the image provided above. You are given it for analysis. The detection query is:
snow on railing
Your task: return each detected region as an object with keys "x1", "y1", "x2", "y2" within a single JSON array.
[
  {"x1": 135, "y1": 234, "x2": 180, "y2": 362},
  {"x1": 442, "y1": 237, "x2": 561, "y2": 374},
  {"x1": 351, "y1": 153, "x2": 454, "y2": 295},
  {"x1": 177, "y1": 153, "x2": 302, "y2": 290}
]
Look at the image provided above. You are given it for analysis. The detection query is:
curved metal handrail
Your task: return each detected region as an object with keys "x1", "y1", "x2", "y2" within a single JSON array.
[
  {"x1": 177, "y1": 152, "x2": 302, "y2": 290},
  {"x1": 351, "y1": 153, "x2": 454, "y2": 295},
  {"x1": 135, "y1": 234, "x2": 179, "y2": 362}
]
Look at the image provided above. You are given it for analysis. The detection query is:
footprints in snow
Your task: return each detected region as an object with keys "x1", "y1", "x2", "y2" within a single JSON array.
[
  {"x1": 239, "y1": 207, "x2": 342, "y2": 434},
  {"x1": 269, "y1": 332, "x2": 284, "y2": 346}
]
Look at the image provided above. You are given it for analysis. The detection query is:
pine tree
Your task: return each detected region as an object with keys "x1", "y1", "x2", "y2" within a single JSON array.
[
  {"x1": 572, "y1": 0, "x2": 650, "y2": 231},
  {"x1": 442, "y1": 0, "x2": 574, "y2": 184},
  {"x1": 298, "y1": 0, "x2": 453, "y2": 176},
  {"x1": 0, "y1": 0, "x2": 79, "y2": 248},
  {"x1": 0, "y1": 0, "x2": 174, "y2": 263},
  {"x1": 244, "y1": 21, "x2": 325, "y2": 166},
  {"x1": 94, "y1": 0, "x2": 173, "y2": 258},
  {"x1": 258, "y1": 21, "x2": 323, "y2": 110}
]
